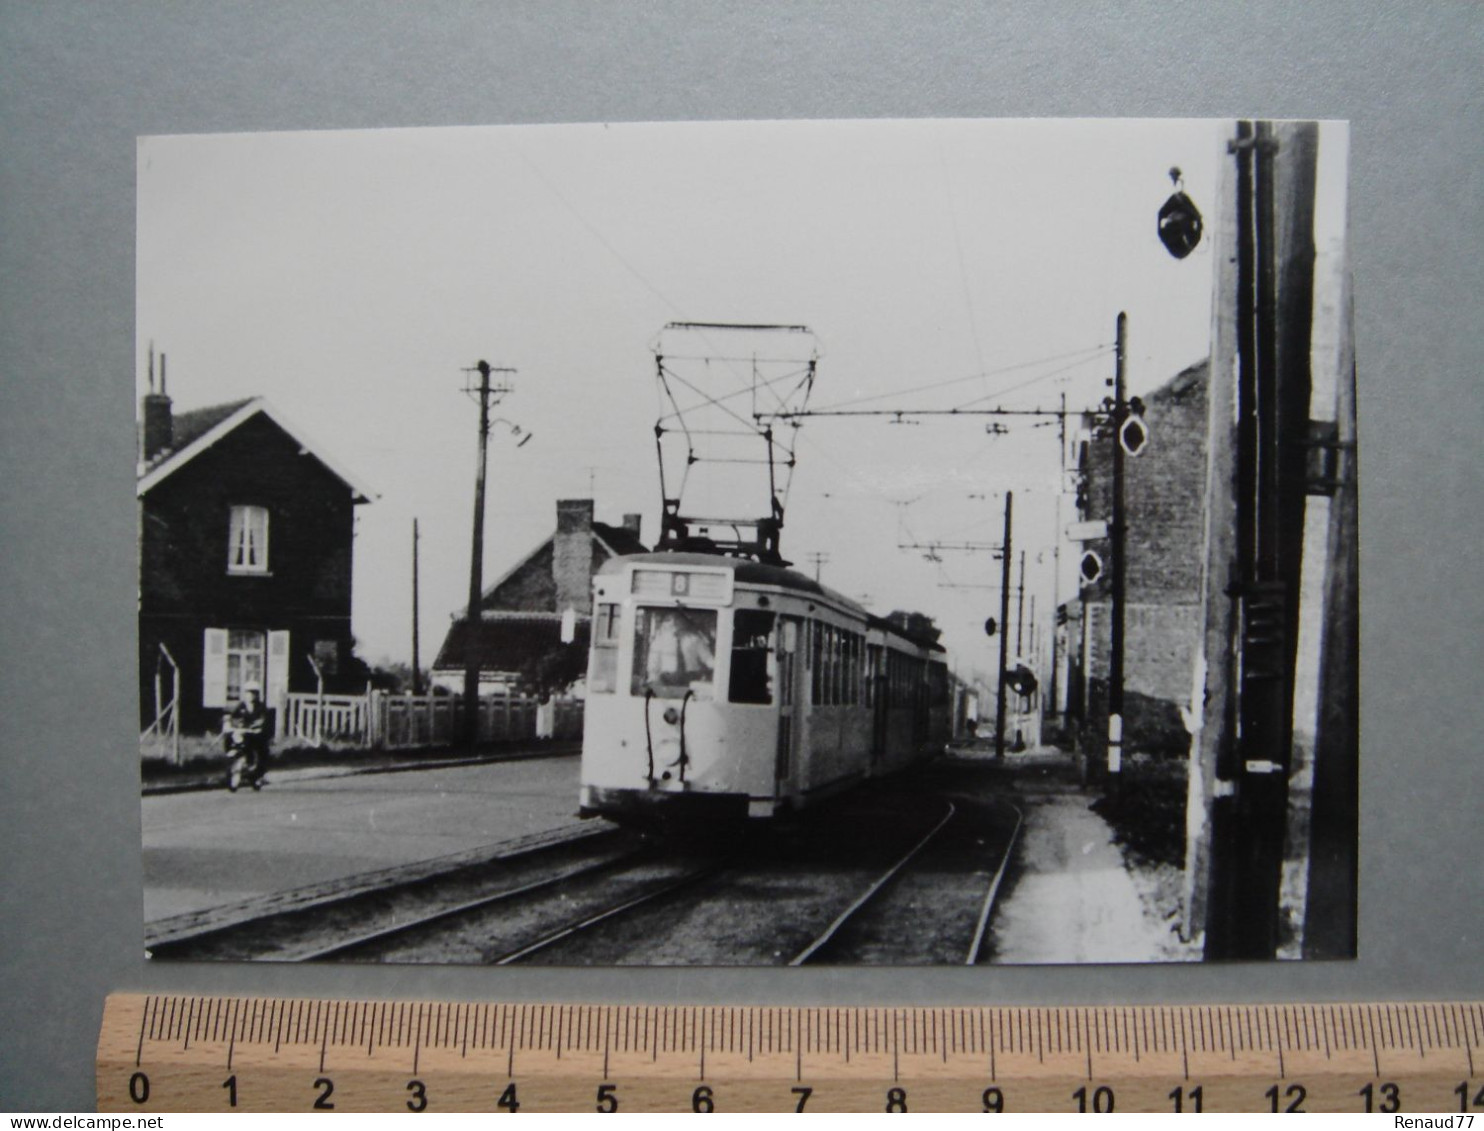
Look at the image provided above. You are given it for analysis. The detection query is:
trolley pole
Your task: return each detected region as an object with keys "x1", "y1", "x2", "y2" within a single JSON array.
[
  {"x1": 994, "y1": 491, "x2": 1014, "y2": 759},
  {"x1": 1108, "y1": 312, "x2": 1128, "y2": 788}
]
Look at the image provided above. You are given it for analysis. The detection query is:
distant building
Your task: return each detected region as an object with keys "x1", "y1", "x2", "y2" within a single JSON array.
[
  {"x1": 431, "y1": 500, "x2": 647, "y2": 695},
  {"x1": 1062, "y1": 357, "x2": 1208, "y2": 757},
  {"x1": 137, "y1": 358, "x2": 375, "y2": 735}
]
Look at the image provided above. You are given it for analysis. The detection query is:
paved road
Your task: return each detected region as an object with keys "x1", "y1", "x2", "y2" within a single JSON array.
[{"x1": 141, "y1": 755, "x2": 583, "y2": 923}]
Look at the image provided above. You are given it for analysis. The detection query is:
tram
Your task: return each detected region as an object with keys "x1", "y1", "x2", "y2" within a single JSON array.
[{"x1": 578, "y1": 552, "x2": 950, "y2": 824}]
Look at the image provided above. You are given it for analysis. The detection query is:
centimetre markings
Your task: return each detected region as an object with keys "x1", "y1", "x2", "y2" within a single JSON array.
[{"x1": 100, "y1": 994, "x2": 1484, "y2": 1114}]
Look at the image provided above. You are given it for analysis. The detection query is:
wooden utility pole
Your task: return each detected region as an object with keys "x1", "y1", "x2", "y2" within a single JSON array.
[
  {"x1": 411, "y1": 518, "x2": 422, "y2": 695},
  {"x1": 462, "y1": 360, "x2": 516, "y2": 748},
  {"x1": 994, "y1": 491, "x2": 1013, "y2": 759},
  {"x1": 1200, "y1": 121, "x2": 1320, "y2": 960}
]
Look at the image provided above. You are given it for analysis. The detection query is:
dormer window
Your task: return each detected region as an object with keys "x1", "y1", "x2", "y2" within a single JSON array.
[{"x1": 228, "y1": 505, "x2": 270, "y2": 574}]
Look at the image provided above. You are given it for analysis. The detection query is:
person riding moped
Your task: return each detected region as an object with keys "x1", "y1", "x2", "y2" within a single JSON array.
[{"x1": 224, "y1": 680, "x2": 271, "y2": 792}]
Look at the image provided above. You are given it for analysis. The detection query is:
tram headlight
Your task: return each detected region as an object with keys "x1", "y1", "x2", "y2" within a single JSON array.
[{"x1": 663, "y1": 707, "x2": 680, "y2": 725}]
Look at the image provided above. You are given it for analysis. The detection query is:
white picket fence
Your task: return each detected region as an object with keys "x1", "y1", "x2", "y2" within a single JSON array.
[{"x1": 281, "y1": 688, "x2": 583, "y2": 750}]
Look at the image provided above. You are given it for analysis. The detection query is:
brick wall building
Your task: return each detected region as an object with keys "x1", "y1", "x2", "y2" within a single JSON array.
[
  {"x1": 137, "y1": 369, "x2": 375, "y2": 735},
  {"x1": 1064, "y1": 357, "x2": 1208, "y2": 757},
  {"x1": 431, "y1": 500, "x2": 647, "y2": 695}
]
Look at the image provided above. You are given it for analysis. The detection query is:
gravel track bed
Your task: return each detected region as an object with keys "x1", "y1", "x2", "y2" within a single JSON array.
[{"x1": 148, "y1": 826, "x2": 642, "y2": 961}]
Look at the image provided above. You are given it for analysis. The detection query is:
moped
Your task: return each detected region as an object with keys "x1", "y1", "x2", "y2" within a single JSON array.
[{"x1": 223, "y1": 719, "x2": 268, "y2": 792}]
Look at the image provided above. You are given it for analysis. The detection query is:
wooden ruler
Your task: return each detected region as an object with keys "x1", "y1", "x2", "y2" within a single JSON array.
[{"x1": 98, "y1": 994, "x2": 1483, "y2": 1114}]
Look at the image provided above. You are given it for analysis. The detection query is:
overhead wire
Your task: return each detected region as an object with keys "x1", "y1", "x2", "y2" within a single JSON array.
[{"x1": 807, "y1": 343, "x2": 1109, "y2": 413}]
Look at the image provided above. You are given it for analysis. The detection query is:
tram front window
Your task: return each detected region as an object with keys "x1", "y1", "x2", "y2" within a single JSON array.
[{"x1": 631, "y1": 606, "x2": 717, "y2": 699}]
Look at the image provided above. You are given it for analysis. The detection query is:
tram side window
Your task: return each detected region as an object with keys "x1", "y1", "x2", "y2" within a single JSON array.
[
  {"x1": 729, "y1": 609, "x2": 775, "y2": 704},
  {"x1": 848, "y1": 629, "x2": 860, "y2": 700},
  {"x1": 631, "y1": 606, "x2": 717, "y2": 700},
  {"x1": 589, "y1": 602, "x2": 622, "y2": 693},
  {"x1": 929, "y1": 662, "x2": 949, "y2": 706},
  {"x1": 810, "y1": 622, "x2": 822, "y2": 703}
]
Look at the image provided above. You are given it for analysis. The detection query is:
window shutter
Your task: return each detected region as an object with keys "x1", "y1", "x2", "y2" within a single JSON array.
[
  {"x1": 202, "y1": 628, "x2": 229, "y2": 709},
  {"x1": 266, "y1": 630, "x2": 291, "y2": 713}
]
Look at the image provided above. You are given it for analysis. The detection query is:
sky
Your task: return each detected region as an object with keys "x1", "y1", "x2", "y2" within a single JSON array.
[{"x1": 136, "y1": 118, "x2": 1347, "y2": 683}]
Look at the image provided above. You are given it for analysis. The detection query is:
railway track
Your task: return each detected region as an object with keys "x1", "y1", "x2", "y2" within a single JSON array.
[
  {"x1": 148, "y1": 779, "x2": 1023, "y2": 967},
  {"x1": 146, "y1": 824, "x2": 646, "y2": 962},
  {"x1": 789, "y1": 798, "x2": 1023, "y2": 966},
  {"x1": 489, "y1": 862, "x2": 729, "y2": 964}
]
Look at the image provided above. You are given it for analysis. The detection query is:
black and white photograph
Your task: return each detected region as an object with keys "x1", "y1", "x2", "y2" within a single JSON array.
[{"x1": 135, "y1": 117, "x2": 1355, "y2": 966}]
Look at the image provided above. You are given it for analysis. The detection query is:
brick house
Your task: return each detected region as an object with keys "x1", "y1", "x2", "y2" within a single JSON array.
[
  {"x1": 431, "y1": 499, "x2": 647, "y2": 695},
  {"x1": 1063, "y1": 358, "x2": 1208, "y2": 757},
  {"x1": 137, "y1": 365, "x2": 375, "y2": 735}
]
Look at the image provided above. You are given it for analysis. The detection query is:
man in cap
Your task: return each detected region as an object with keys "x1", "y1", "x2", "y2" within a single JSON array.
[{"x1": 224, "y1": 680, "x2": 271, "y2": 791}]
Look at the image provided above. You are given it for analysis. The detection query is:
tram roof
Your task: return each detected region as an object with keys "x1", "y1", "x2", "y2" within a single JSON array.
[{"x1": 597, "y1": 551, "x2": 944, "y2": 653}]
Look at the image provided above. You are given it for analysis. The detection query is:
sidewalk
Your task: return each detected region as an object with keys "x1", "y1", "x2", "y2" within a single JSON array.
[
  {"x1": 986, "y1": 785, "x2": 1197, "y2": 964},
  {"x1": 140, "y1": 739, "x2": 581, "y2": 796}
]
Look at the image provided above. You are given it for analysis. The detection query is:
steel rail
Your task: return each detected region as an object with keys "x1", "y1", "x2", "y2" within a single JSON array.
[
  {"x1": 144, "y1": 825, "x2": 633, "y2": 960},
  {"x1": 963, "y1": 800, "x2": 1025, "y2": 965},
  {"x1": 491, "y1": 863, "x2": 727, "y2": 965},
  {"x1": 788, "y1": 801, "x2": 957, "y2": 966},
  {"x1": 283, "y1": 850, "x2": 654, "y2": 962}
]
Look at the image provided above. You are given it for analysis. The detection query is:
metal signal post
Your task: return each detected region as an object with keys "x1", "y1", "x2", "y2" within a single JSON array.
[
  {"x1": 994, "y1": 491, "x2": 1013, "y2": 760},
  {"x1": 1107, "y1": 313, "x2": 1128, "y2": 784}
]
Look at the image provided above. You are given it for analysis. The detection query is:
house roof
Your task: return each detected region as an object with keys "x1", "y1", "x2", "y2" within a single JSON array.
[
  {"x1": 137, "y1": 396, "x2": 378, "y2": 503},
  {"x1": 592, "y1": 520, "x2": 647, "y2": 558},
  {"x1": 432, "y1": 611, "x2": 591, "y2": 674},
  {"x1": 471, "y1": 516, "x2": 649, "y2": 615}
]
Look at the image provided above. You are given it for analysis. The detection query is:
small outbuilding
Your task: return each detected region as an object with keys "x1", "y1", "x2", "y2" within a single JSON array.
[{"x1": 431, "y1": 499, "x2": 647, "y2": 696}]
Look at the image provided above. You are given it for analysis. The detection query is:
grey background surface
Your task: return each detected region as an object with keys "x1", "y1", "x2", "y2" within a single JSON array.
[{"x1": 1, "y1": 2, "x2": 1479, "y2": 1112}]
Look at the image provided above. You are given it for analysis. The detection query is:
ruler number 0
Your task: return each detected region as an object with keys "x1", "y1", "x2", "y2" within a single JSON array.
[{"x1": 128, "y1": 1072, "x2": 149, "y2": 1105}]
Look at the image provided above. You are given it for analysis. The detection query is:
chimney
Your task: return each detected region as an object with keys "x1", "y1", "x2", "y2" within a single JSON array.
[
  {"x1": 553, "y1": 499, "x2": 595, "y2": 614},
  {"x1": 140, "y1": 347, "x2": 173, "y2": 462},
  {"x1": 622, "y1": 513, "x2": 642, "y2": 537}
]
